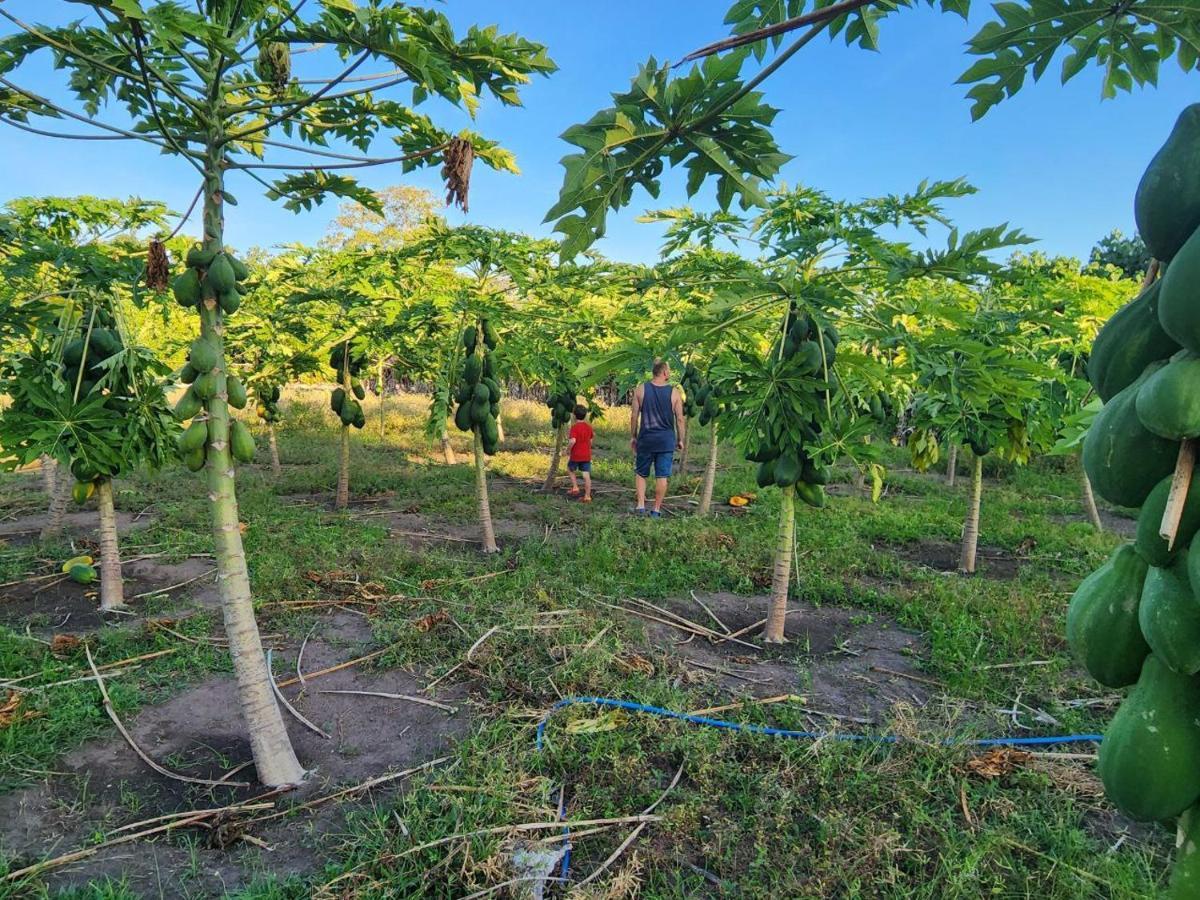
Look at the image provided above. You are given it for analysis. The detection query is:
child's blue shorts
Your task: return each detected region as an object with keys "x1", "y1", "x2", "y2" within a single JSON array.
[{"x1": 568, "y1": 460, "x2": 591, "y2": 473}]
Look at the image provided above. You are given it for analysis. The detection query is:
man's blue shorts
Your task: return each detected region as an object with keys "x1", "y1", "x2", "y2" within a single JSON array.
[
  {"x1": 635, "y1": 448, "x2": 673, "y2": 479},
  {"x1": 567, "y1": 460, "x2": 591, "y2": 473}
]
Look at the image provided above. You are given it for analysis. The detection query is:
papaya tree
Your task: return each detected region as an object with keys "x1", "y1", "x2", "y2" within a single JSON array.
[{"x1": 0, "y1": 2, "x2": 553, "y2": 787}]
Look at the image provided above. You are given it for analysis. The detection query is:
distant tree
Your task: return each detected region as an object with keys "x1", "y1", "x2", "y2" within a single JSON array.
[
  {"x1": 1088, "y1": 229, "x2": 1150, "y2": 279},
  {"x1": 322, "y1": 186, "x2": 442, "y2": 251}
]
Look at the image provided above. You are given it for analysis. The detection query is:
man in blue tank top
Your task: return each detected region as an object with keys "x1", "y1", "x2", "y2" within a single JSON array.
[{"x1": 630, "y1": 360, "x2": 685, "y2": 517}]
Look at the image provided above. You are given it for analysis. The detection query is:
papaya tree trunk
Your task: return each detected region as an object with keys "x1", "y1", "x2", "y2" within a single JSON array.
[
  {"x1": 763, "y1": 484, "x2": 796, "y2": 644},
  {"x1": 267, "y1": 424, "x2": 282, "y2": 477},
  {"x1": 543, "y1": 423, "x2": 567, "y2": 491},
  {"x1": 41, "y1": 476, "x2": 73, "y2": 542},
  {"x1": 698, "y1": 422, "x2": 719, "y2": 516},
  {"x1": 336, "y1": 425, "x2": 350, "y2": 510},
  {"x1": 1081, "y1": 462, "x2": 1103, "y2": 532},
  {"x1": 959, "y1": 453, "x2": 984, "y2": 575},
  {"x1": 946, "y1": 443, "x2": 958, "y2": 487},
  {"x1": 377, "y1": 357, "x2": 385, "y2": 442},
  {"x1": 475, "y1": 430, "x2": 498, "y2": 553},
  {"x1": 496, "y1": 408, "x2": 505, "y2": 445},
  {"x1": 95, "y1": 478, "x2": 125, "y2": 611},
  {"x1": 199, "y1": 134, "x2": 305, "y2": 788},
  {"x1": 678, "y1": 424, "x2": 691, "y2": 478},
  {"x1": 39, "y1": 455, "x2": 57, "y2": 496},
  {"x1": 441, "y1": 427, "x2": 456, "y2": 465}
]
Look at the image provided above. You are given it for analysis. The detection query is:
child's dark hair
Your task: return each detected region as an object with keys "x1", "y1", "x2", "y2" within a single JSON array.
[{"x1": 574, "y1": 404, "x2": 588, "y2": 420}]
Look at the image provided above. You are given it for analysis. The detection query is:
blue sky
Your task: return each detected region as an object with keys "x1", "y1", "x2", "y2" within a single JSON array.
[{"x1": 0, "y1": 1, "x2": 1194, "y2": 264}]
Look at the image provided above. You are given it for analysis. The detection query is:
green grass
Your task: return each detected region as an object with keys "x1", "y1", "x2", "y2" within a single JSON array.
[{"x1": 0, "y1": 389, "x2": 1168, "y2": 898}]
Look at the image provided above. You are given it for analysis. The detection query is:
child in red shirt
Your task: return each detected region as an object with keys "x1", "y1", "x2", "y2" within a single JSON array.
[{"x1": 567, "y1": 405, "x2": 594, "y2": 502}]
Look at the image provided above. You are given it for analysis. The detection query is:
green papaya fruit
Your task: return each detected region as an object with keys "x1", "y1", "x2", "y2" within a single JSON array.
[
  {"x1": 184, "y1": 446, "x2": 206, "y2": 472},
  {"x1": 481, "y1": 433, "x2": 499, "y2": 456},
  {"x1": 1067, "y1": 545, "x2": 1151, "y2": 688},
  {"x1": 236, "y1": 281, "x2": 250, "y2": 296},
  {"x1": 1083, "y1": 363, "x2": 1179, "y2": 507},
  {"x1": 490, "y1": 401, "x2": 500, "y2": 418},
  {"x1": 189, "y1": 339, "x2": 218, "y2": 372},
  {"x1": 472, "y1": 383, "x2": 490, "y2": 403},
  {"x1": 774, "y1": 454, "x2": 801, "y2": 487},
  {"x1": 179, "y1": 419, "x2": 208, "y2": 454},
  {"x1": 63, "y1": 338, "x2": 85, "y2": 367},
  {"x1": 462, "y1": 327, "x2": 477, "y2": 353},
  {"x1": 1136, "y1": 473, "x2": 1200, "y2": 567},
  {"x1": 794, "y1": 341, "x2": 822, "y2": 375},
  {"x1": 179, "y1": 362, "x2": 198, "y2": 385},
  {"x1": 352, "y1": 381, "x2": 365, "y2": 401},
  {"x1": 470, "y1": 397, "x2": 491, "y2": 425},
  {"x1": 789, "y1": 315, "x2": 811, "y2": 343},
  {"x1": 339, "y1": 398, "x2": 361, "y2": 426},
  {"x1": 1168, "y1": 806, "x2": 1200, "y2": 899},
  {"x1": 756, "y1": 459, "x2": 777, "y2": 488},
  {"x1": 227, "y1": 376, "x2": 247, "y2": 410},
  {"x1": 91, "y1": 329, "x2": 120, "y2": 358},
  {"x1": 795, "y1": 481, "x2": 826, "y2": 509},
  {"x1": 228, "y1": 255, "x2": 250, "y2": 282},
  {"x1": 174, "y1": 387, "x2": 202, "y2": 421},
  {"x1": 206, "y1": 254, "x2": 236, "y2": 294},
  {"x1": 1098, "y1": 654, "x2": 1200, "y2": 821},
  {"x1": 1088, "y1": 281, "x2": 1180, "y2": 402},
  {"x1": 482, "y1": 414, "x2": 499, "y2": 446},
  {"x1": 331, "y1": 388, "x2": 346, "y2": 414},
  {"x1": 352, "y1": 411, "x2": 366, "y2": 429},
  {"x1": 454, "y1": 401, "x2": 473, "y2": 432},
  {"x1": 173, "y1": 269, "x2": 202, "y2": 308},
  {"x1": 482, "y1": 354, "x2": 495, "y2": 379},
  {"x1": 186, "y1": 245, "x2": 218, "y2": 268},
  {"x1": 1140, "y1": 552, "x2": 1200, "y2": 675},
  {"x1": 1135, "y1": 104, "x2": 1200, "y2": 262},
  {"x1": 229, "y1": 419, "x2": 255, "y2": 463},
  {"x1": 967, "y1": 435, "x2": 990, "y2": 457},
  {"x1": 482, "y1": 319, "x2": 499, "y2": 350},
  {"x1": 218, "y1": 289, "x2": 241, "y2": 315},
  {"x1": 192, "y1": 372, "x2": 218, "y2": 401},
  {"x1": 455, "y1": 384, "x2": 472, "y2": 405},
  {"x1": 801, "y1": 460, "x2": 830, "y2": 485},
  {"x1": 71, "y1": 480, "x2": 94, "y2": 505},
  {"x1": 68, "y1": 563, "x2": 97, "y2": 585},
  {"x1": 464, "y1": 356, "x2": 483, "y2": 385},
  {"x1": 746, "y1": 445, "x2": 780, "y2": 463},
  {"x1": 1160, "y1": 227, "x2": 1200, "y2": 354},
  {"x1": 1136, "y1": 351, "x2": 1200, "y2": 440}
]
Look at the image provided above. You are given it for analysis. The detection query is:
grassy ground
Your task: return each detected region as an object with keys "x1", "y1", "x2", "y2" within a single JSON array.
[{"x1": 0, "y1": 389, "x2": 1169, "y2": 898}]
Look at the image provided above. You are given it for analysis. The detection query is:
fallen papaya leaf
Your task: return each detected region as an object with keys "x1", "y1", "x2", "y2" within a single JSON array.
[
  {"x1": 565, "y1": 708, "x2": 627, "y2": 735},
  {"x1": 414, "y1": 610, "x2": 449, "y2": 633},
  {"x1": 49, "y1": 634, "x2": 82, "y2": 657},
  {"x1": 966, "y1": 747, "x2": 1032, "y2": 779},
  {"x1": 613, "y1": 652, "x2": 655, "y2": 676}
]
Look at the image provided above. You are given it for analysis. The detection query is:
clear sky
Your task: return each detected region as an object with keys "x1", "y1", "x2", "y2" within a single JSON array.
[{"x1": 0, "y1": 1, "x2": 1194, "y2": 264}]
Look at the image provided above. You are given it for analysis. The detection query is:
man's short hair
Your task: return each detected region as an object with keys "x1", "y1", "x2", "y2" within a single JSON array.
[
  {"x1": 574, "y1": 404, "x2": 587, "y2": 420},
  {"x1": 651, "y1": 360, "x2": 670, "y2": 377}
]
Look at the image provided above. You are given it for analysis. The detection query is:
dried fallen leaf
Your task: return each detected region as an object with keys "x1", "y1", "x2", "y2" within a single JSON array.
[
  {"x1": 0, "y1": 691, "x2": 40, "y2": 727},
  {"x1": 49, "y1": 634, "x2": 82, "y2": 657},
  {"x1": 966, "y1": 747, "x2": 1032, "y2": 779},
  {"x1": 414, "y1": 610, "x2": 449, "y2": 633},
  {"x1": 613, "y1": 652, "x2": 655, "y2": 676},
  {"x1": 565, "y1": 708, "x2": 627, "y2": 735}
]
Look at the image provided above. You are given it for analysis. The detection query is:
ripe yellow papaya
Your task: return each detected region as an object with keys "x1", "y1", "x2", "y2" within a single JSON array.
[
  {"x1": 71, "y1": 480, "x2": 95, "y2": 505},
  {"x1": 1135, "y1": 104, "x2": 1200, "y2": 262}
]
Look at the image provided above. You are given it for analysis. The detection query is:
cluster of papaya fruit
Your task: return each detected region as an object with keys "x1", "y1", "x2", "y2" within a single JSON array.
[
  {"x1": 172, "y1": 245, "x2": 250, "y2": 315},
  {"x1": 747, "y1": 303, "x2": 833, "y2": 508},
  {"x1": 329, "y1": 345, "x2": 368, "y2": 430},
  {"x1": 174, "y1": 337, "x2": 254, "y2": 470},
  {"x1": 62, "y1": 312, "x2": 126, "y2": 491},
  {"x1": 680, "y1": 364, "x2": 721, "y2": 427},
  {"x1": 452, "y1": 319, "x2": 501, "y2": 454},
  {"x1": 255, "y1": 384, "x2": 282, "y2": 424},
  {"x1": 547, "y1": 380, "x2": 577, "y2": 430},
  {"x1": 1070, "y1": 104, "x2": 1200, "y2": 893}
]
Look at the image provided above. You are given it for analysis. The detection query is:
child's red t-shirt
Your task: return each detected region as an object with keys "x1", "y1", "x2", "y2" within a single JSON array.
[{"x1": 569, "y1": 421, "x2": 594, "y2": 462}]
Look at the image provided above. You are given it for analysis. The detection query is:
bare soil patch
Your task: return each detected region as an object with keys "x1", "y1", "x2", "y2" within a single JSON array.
[
  {"x1": 880, "y1": 539, "x2": 1024, "y2": 579},
  {"x1": 1053, "y1": 509, "x2": 1136, "y2": 538},
  {"x1": 638, "y1": 591, "x2": 930, "y2": 727},
  {"x1": 0, "y1": 558, "x2": 218, "y2": 637},
  {"x1": 0, "y1": 613, "x2": 474, "y2": 896},
  {"x1": 0, "y1": 509, "x2": 149, "y2": 547}
]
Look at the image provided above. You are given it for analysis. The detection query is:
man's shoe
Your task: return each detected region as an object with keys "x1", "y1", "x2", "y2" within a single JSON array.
[{"x1": 649, "y1": 509, "x2": 662, "y2": 519}]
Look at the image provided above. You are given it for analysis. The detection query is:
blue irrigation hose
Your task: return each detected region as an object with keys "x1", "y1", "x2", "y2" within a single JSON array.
[{"x1": 534, "y1": 696, "x2": 1104, "y2": 752}]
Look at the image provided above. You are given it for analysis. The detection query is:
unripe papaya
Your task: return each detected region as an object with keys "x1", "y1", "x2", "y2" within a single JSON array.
[
  {"x1": 1136, "y1": 473, "x2": 1200, "y2": 567},
  {"x1": 1136, "y1": 351, "x2": 1200, "y2": 439},
  {"x1": 472, "y1": 383, "x2": 490, "y2": 403},
  {"x1": 271, "y1": 386, "x2": 281, "y2": 403},
  {"x1": 63, "y1": 338, "x2": 85, "y2": 367},
  {"x1": 1088, "y1": 281, "x2": 1179, "y2": 402},
  {"x1": 228, "y1": 255, "x2": 250, "y2": 282},
  {"x1": 227, "y1": 376, "x2": 247, "y2": 410},
  {"x1": 1134, "y1": 104, "x2": 1200, "y2": 262},
  {"x1": 352, "y1": 380, "x2": 365, "y2": 401},
  {"x1": 91, "y1": 329, "x2": 120, "y2": 358},
  {"x1": 463, "y1": 327, "x2": 477, "y2": 353},
  {"x1": 774, "y1": 454, "x2": 801, "y2": 487},
  {"x1": 189, "y1": 338, "x2": 218, "y2": 372},
  {"x1": 482, "y1": 354, "x2": 495, "y2": 379},
  {"x1": 1140, "y1": 552, "x2": 1200, "y2": 676},
  {"x1": 331, "y1": 388, "x2": 346, "y2": 414},
  {"x1": 218, "y1": 289, "x2": 241, "y2": 315},
  {"x1": 1083, "y1": 363, "x2": 1179, "y2": 507},
  {"x1": 470, "y1": 397, "x2": 491, "y2": 425},
  {"x1": 801, "y1": 460, "x2": 830, "y2": 485},
  {"x1": 1159, "y1": 227, "x2": 1200, "y2": 354},
  {"x1": 1098, "y1": 654, "x2": 1200, "y2": 821},
  {"x1": 192, "y1": 372, "x2": 218, "y2": 401},
  {"x1": 1168, "y1": 806, "x2": 1200, "y2": 899},
  {"x1": 455, "y1": 384, "x2": 472, "y2": 405},
  {"x1": 454, "y1": 401, "x2": 473, "y2": 432},
  {"x1": 184, "y1": 446, "x2": 206, "y2": 472},
  {"x1": 339, "y1": 398, "x2": 361, "y2": 426},
  {"x1": 229, "y1": 419, "x2": 255, "y2": 463},
  {"x1": 174, "y1": 387, "x2": 202, "y2": 421},
  {"x1": 186, "y1": 245, "x2": 217, "y2": 268},
  {"x1": 481, "y1": 433, "x2": 499, "y2": 456},
  {"x1": 1067, "y1": 544, "x2": 1150, "y2": 688},
  {"x1": 484, "y1": 378, "x2": 502, "y2": 403},
  {"x1": 756, "y1": 460, "x2": 777, "y2": 488},
  {"x1": 68, "y1": 563, "x2": 97, "y2": 585},
  {"x1": 795, "y1": 481, "x2": 826, "y2": 509},
  {"x1": 794, "y1": 341, "x2": 822, "y2": 375},
  {"x1": 179, "y1": 419, "x2": 208, "y2": 454},
  {"x1": 482, "y1": 319, "x2": 499, "y2": 349},
  {"x1": 207, "y1": 254, "x2": 236, "y2": 294},
  {"x1": 482, "y1": 414, "x2": 499, "y2": 446},
  {"x1": 173, "y1": 269, "x2": 202, "y2": 308},
  {"x1": 464, "y1": 355, "x2": 483, "y2": 385}
]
